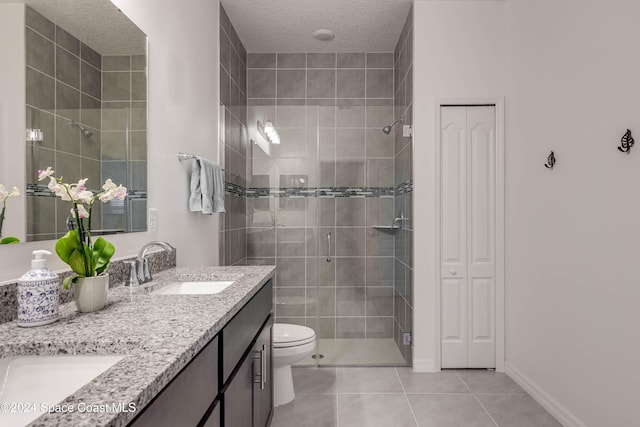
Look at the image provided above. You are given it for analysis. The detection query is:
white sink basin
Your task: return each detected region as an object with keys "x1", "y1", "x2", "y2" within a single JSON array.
[
  {"x1": 152, "y1": 281, "x2": 235, "y2": 295},
  {"x1": 0, "y1": 355, "x2": 123, "y2": 426}
]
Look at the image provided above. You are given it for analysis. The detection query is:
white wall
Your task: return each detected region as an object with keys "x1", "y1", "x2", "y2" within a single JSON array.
[
  {"x1": 414, "y1": 0, "x2": 640, "y2": 425},
  {"x1": 0, "y1": 4, "x2": 26, "y2": 243},
  {"x1": 0, "y1": 0, "x2": 221, "y2": 282},
  {"x1": 504, "y1": 1, "x2": 640, "y2": 425},
  {"x1": 412, "y1": 0, "x2": 507, "y2": 372}
]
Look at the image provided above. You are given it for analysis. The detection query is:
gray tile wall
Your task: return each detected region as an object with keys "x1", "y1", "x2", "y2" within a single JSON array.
[
  {"x1": 220, "y1": 5, "x2": 248, "y2": 267},
  {"x1": 25, "y1": 6, "x2": 102, "y2": 241},
  {"x1": 393, "y1": 6, "x2": 414, "y2": 364},
  {"x1": 246, "y1": 51, "x2": 397, "y2": 340},
  {"x1": 25, "y1": 6, "x2": 148, "y2": 240},
  {"x1": 101, "y1": 54, "x2": 147, "y2": 233}
]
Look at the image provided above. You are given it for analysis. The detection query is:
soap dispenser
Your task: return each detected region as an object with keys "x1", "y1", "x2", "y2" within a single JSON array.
[{"x1": 17, "y1": 250, "x2": 60, "y2": 327}]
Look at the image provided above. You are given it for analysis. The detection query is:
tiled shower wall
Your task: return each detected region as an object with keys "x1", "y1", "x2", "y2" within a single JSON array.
[
  {"x1": 246, "y1": 52, "x2": 398, "y2": 340},
  {"x1": 101, "y1": 54, "x2": 148, "y2": 233},
  {"x1": 393, "y1": 7, "x2": 414, "y2": 364},
  {"x1": 24, "y1": 6, "x2": 147, "y2": 240},
  {"x1": 220, "y1": 5, "x2": 248, "y2": 266},
  {"x1": 25, "y1": 6, "x2": 102, "y2": 241}
]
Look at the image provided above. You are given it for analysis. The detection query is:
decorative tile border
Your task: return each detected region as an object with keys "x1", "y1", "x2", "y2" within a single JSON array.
[
  {"x1": 395, "y1": 179, "x2": 413, "y2": 195},
  {"x1": 226, "y1": 179, "x2": 412, "y2": 198},
  {"x1": 26, "y1": 184, "x2": 148, "y2": 200}
]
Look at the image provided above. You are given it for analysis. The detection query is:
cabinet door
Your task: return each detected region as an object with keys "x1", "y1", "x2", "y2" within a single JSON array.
[
  {"x1": 252, "y1": 317, "x2": 273, "y2": 427},
  {"x1": 202, "y1": 401, "x2": 221, "y2": 427},
  {"x1": 130, "y1": 337, "x2": 218, "y2": 427},
  {"x1": 223, "y1": 352, "x2": 253, "y2": 427}
]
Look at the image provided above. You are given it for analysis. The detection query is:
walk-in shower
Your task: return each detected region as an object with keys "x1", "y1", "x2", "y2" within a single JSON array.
[{"x1": 220, "y1": 2, "x2": 414, "y2": 368}]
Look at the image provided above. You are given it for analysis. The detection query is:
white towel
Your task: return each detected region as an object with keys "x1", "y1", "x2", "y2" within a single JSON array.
[
  {"x1": 189, "y1": 158, "x2": 203, "y2": 212},
  {"x1": 189, "y1": 157, "x2": 225, "y2": 214}
]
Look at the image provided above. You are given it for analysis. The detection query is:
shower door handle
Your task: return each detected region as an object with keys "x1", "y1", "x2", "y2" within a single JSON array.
[{"x1": 326, "y1": 232, "x2": 332, "y2": 263}]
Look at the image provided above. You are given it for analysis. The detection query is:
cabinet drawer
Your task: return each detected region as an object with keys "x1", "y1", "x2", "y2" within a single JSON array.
[
  {"x1": 222, "y1": 280, "x2": 272, "y2": 383},
  {"x1": 130, "y1": 336, "x2": 218, "y2": 427}
]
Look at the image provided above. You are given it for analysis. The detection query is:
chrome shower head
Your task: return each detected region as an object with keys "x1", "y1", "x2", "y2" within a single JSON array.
[
  {"x1": 70, "y1": 120, "x2": 93, "y2": 138},
  {"x1": 382, "y1": 119, "x2": 403, "y2": 135}
]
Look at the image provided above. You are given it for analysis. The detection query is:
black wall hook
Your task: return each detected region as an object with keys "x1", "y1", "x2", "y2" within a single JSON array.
[
  {"x1": 618, "y1": 129, "x2": 634, "y2": 154},
  {"x1": 544, "y1": 151, "x2": 556, "y2": 169}
]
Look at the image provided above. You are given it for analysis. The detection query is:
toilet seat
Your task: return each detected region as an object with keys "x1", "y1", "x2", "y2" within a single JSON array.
[{"x1": 273, "y1": 324, "x2": 315, "y2": 348}]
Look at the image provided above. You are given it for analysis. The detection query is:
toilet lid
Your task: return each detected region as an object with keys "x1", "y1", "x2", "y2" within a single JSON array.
[{"x1": 273, "y1": 323, "x2": 315, "y2": 348}]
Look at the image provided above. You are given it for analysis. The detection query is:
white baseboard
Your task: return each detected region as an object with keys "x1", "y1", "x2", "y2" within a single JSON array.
[
  {"x1": 505, "y1": 362, "x2": 587, "y2": 427},
  {"x1": 412, "y1": 358, "x2": 439, "y2": 372}
]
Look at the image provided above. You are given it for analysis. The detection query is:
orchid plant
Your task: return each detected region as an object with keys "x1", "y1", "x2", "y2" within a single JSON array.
[
  {"x1": 38, "y1": 167, "x2": 127, "y2": 289},
  {"x1": 0, "y1": 184, "x2": 21, "y2": 244}
]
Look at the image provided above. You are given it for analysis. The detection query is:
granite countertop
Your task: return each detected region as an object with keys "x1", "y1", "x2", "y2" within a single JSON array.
[{"x1": 0, "y1": 265, "x2": 275, "y2": 427}]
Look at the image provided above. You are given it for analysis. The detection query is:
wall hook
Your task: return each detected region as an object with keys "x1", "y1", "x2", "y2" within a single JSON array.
[
  {"x1": 618, "y1": 129, "x2": 634, "y2": 154},
  {"x1": 544, "y1": 151, "x2": 556, "y2": 169}
]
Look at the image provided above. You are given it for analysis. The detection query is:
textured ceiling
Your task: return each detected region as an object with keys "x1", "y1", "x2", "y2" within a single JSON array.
[
  {"x1": 8, "y1": 0, "x2": 146, "y2": 55},
  {"x1": 221, "y1": 0, "x2": 412, "y2": 53}
]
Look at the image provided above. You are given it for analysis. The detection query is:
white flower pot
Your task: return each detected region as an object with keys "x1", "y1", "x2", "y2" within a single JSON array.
[{"x1": 73, "y1": 274, "x2": 109, "y2": 313}]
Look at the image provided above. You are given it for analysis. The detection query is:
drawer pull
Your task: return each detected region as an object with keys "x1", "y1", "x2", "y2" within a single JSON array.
[{"x1": 253, "y1": 344, "x2": 266, "y2": 390}]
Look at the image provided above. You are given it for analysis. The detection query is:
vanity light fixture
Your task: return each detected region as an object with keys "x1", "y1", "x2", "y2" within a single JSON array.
[
  {"x1": 257, "y1": 120, "x2": 280, "y2": 145},
  {"x1": 26, "y1": 129, "x2": 43, "y2": 143}
]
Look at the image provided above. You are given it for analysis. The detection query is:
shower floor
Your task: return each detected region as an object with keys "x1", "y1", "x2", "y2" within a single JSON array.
[{"x1": 295, "y1": 338, "x2": 407, "y2": 366}]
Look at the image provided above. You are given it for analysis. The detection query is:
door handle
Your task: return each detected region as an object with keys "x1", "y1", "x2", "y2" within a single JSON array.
[
  {"x1": 449, "y1": 269, "x2": 457, "y2": 275},
  {"x1": 326, "y1": 232, "x2": 332, "y2": 263},
  {"x1": 261, "y1": 344, "x2": 266, "y2": 390},
  {"x1": 253, "y1": 344, "x2": 266, "y2": 390}
]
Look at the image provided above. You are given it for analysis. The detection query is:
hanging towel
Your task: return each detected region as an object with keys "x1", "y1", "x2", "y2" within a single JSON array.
[
  {"x1": 189, "y1": 158, "x2": 203, "y2": 212},
  {"x1": 211, "y1": 162, "x2": 225, "y2": 213},
  {"x1": 189, "y1": 157, "x2": 225, "y2": 214}
]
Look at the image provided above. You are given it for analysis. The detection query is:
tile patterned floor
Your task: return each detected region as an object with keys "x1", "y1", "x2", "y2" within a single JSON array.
[{"x1": 271, "y1": 368, "x2": 562, "y2": 427}]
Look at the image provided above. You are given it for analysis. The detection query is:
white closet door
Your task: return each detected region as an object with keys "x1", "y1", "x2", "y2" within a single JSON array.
[
  {"x1": 441, "y1": 107, "x2": 468, "y2": 369},
  {"x1": 441, "y1": 106, "x2": 496, "y2": 369}
]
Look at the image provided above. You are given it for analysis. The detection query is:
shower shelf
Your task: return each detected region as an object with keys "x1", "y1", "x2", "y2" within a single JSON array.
[{"x1": 372, "y1": 225, "x2": 401, "y2": 231}]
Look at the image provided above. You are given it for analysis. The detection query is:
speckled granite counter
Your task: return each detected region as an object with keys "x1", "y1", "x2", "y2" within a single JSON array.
[{"x1": 0, "y1": 265, "x2": 275, "y2": 427}]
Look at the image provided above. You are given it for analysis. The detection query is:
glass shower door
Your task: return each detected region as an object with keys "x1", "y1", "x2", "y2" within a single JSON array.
[{"x1": 247, "y1": 104, "x2": 321, "y2": 366}]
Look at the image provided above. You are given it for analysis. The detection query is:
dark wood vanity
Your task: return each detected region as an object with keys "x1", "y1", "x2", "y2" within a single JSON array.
[{"x1": 130, "y1": 280, "x2": 273, "y2": 427}]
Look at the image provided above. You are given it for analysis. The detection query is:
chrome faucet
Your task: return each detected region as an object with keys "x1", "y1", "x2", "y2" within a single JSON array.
[
  {"x1": 127, "y1": 241, "x2": 175, "y2": 285},
  {"x1": 392, "y1": 211, "x2": 405, "y2": 229}
]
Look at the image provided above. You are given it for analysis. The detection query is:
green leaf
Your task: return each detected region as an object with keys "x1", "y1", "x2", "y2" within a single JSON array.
[
  {"x1": 93, "y1": 237, "x2": 115, "y2": 275},
  {"x1": 62, "y1": 275, "x2": 77, "y2": 290},
  {"x1": 69, "y1": 244, "x2": 94, "y2": 276},
  {"x1": 55, "y1": 231, "x2": 80, "y2": 264},
  {"x1": 0, "y1": 236, "x2": 20, "y2": 244}
]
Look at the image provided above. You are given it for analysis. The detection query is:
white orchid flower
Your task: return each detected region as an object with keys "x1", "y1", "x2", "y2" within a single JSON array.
[
  {"x1": 114, "y1": 185, "x2": 127, "y2": 200},
  {"x1": 38, "y1": 167, "x2": 54, "y2": 181},
  {"x1": 102, "y1": 179, "x2": 117, "y2": 192},
  {"x1": 77, "y1": 190, "x2": 94, "y2": 204},
  {"x1": 9, "y1": 187, "x2": 20, "y2": 198},
  {"x1": 0, "y1": 184, "x2": 7, "y2": 200}
]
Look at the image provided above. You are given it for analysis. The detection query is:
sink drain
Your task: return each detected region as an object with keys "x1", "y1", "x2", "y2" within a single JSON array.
[{"x1": 311, "y1": 354, "x2": 325, "y2": 359}]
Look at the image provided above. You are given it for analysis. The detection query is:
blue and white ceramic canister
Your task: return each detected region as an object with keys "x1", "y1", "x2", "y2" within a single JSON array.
[{"x1": 17, "y1": 250, "x2": 59, "y2": 327}]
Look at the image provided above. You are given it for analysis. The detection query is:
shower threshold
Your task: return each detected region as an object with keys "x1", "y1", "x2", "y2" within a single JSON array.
[{"x1": 295, "y1": 338, "x2": 407, "y2": 367}]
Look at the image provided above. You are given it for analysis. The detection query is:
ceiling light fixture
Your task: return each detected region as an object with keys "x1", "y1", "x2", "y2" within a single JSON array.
[
  {"x1": 257, "y1": 119, "x2": 280, "y2": 145},
  {"x1": 313, "y1": 29, "x2": 335, "y2": 42}
]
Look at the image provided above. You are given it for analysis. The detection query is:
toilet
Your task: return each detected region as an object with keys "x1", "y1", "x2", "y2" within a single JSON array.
[{"x1": 273, "y1": 323, "x2": 316, "y2": 407}]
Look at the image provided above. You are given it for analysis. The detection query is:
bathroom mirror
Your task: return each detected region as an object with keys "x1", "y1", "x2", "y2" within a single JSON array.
[{"x1": 17, "y1": 0, "x2": 148, "y2": 242}]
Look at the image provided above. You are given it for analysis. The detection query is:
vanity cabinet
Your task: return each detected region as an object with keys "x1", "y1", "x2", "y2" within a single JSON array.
[
  {"x1": 129, "y1": 336, "x2": 219, "y2": 427},
  {"x1": 129, "y1": 279, "x2": 273, "y2": 427}
]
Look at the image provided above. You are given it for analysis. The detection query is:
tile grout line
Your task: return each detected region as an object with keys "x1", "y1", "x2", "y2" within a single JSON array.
[
  {"x1": 394, "y1": 367, "x2": 420, "y2": 427},
  {"x1": 454, "y1": 371, "x2": 500, "y2": 427}
]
